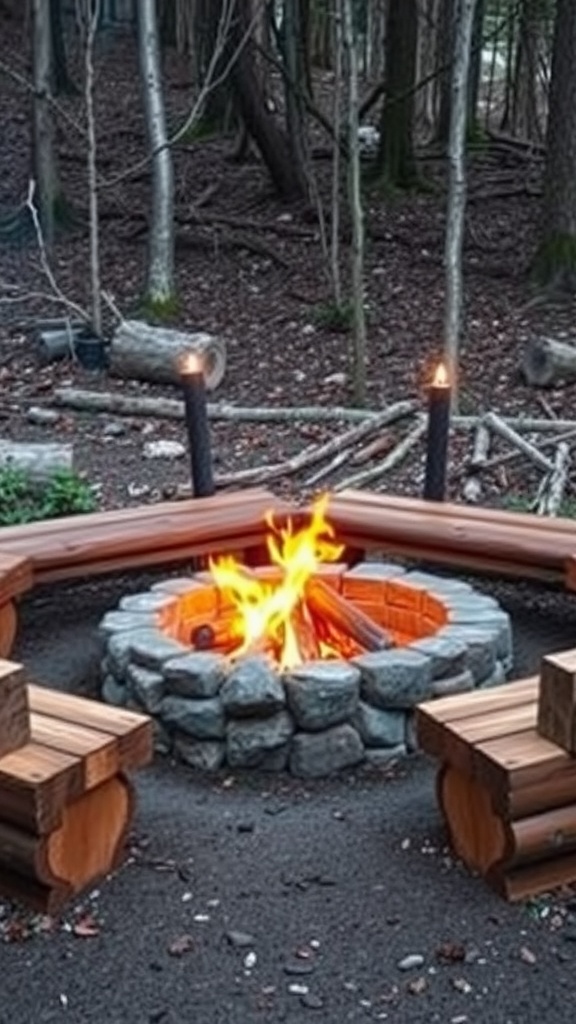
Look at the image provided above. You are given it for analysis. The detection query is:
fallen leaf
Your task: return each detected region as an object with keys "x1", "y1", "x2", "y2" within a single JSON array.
[
  {"x1": 436, "y1": 941, "x2": 466, "y2": 963},
  {"x1": 168, "y1": 934, "x2": 195, "y2": 957}
]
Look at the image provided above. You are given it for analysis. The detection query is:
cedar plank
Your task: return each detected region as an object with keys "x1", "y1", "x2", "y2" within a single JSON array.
[
  {"x1": 0, "y1": 741, "x2": 83, "y2": 834},
  {"x1": 27, "y1": 686, "x2": 153, "y2": 770},
  {"x1": 30, "y1": 713, "x2": 119, "y2": 790}
]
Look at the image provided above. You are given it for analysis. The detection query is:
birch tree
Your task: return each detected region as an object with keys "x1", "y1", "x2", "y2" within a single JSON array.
[
  {"x1": 444, "y1": 0, "x2": 477, "y2": 406},
  {"x1": 138, "y1": 0, "x2": 175, "y2": 311}
]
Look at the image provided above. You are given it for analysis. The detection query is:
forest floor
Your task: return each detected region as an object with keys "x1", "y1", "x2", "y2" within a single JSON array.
[
  {"x1": 2, "y1": 21, "x2": 576, "y2": 512},
  {"x1": 3, "y1": 22, "x2": 576, "y2": 1024}
]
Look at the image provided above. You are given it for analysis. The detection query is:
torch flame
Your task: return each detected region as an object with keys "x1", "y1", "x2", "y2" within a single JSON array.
[
  {"x1": 209, "y1": 494, "x2": 343, "y2": 669},
  {"x1": 433, "y1": 362, "x2": 449, "y2": 387}
]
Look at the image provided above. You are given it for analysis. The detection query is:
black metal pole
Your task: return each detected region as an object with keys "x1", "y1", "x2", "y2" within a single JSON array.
[
  {"x1": 180, "y1": 356, "x2": 215, "y2": 498},
  {"x1": 423, "y1": 368, "x2": 451, "y2": 501}
]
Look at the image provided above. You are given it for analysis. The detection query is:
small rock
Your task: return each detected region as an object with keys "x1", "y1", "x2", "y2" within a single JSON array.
[
  {"x1": 102, "y1": 420, "x2": 126, "y2": 437},
  {"x1": 520, "y1": 946, "x2": 537, "y2": 964},
  {"x1": 26, "y1": 406, "x2": 60, "y2": 425},
  {"x1": 452, "y1": 977, "x2": 472, "y2": 993},
  {"x1": 407, "y1": 976, "x2": 427, "y2": 995},
  {"x1": 244, "y1": 951, "x2": 257, "y2": 969},
  {"x1": 127, "y1": 482, "x2": 151, "y2": 498},
  {"x1": 300, "y1": 992, "x2": 324, "y2": 1010},
  {"x1": 225, "y1": 930, "x2": 255, "y2": 948},
  {"x1": 398, "y1": 954, "x2": 425, "y2": 971},
  {"x1": 284, "y1": 960, "x2": 316, "y2": 976},
  {"x1": 143, "y1": 440, "x2": 186, "y2": 460},
  {"x1": 288, "y1": 983, "x2": 309, "y2": 995}
]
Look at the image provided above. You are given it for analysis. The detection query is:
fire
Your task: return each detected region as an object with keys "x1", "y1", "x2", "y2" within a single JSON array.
[
  {"x1": 209, "y1": 495, "x2": 344, "y2": 670},
  {"x1": 432, "y1": 362, "x2": 449, "y2": 387}
]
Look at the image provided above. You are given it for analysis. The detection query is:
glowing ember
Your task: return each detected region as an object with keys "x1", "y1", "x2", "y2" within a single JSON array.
[{"x1": 209, "y1": 495, "x2": 344, "y2": 670}]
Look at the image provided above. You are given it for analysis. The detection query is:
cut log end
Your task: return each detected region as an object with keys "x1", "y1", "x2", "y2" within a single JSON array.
[
  {"x1": 522, "y1": 336, "x2": 576, "y2": 388},
  {"x1": 110, "y1": 320, "x2": 227, "y2": 390}
]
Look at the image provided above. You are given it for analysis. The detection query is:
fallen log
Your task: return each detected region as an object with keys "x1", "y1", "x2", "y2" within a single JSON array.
[
  {"x1": 50, "y1": 388, "x2": 576, "y2": 432},
  {"x1": 522, "y1": 337, "x2": 576, "y2": 388},
  {"x1": 109, "y1": 320, "x2": 227, "y2": 390},
  {"x1": 463, "y1": 422, "x2": 491, "y2": 504},
  {"x1": 0, "y1": 440, "x2": 73, "y2": 485}
]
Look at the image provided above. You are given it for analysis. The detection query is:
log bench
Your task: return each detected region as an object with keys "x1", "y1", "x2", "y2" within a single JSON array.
[
  {"x1": 0, "y1": 488, "x2": 294, "y2": 657},
  {"x1": 325, "y1": 490, "x2": 576, "y2": 587},
  {"x1": 0, "y1": 658, "x2": 152, "y2": 913},
  {"x1": 416, "y1": 673, "x2": 576, "y2": 901}
]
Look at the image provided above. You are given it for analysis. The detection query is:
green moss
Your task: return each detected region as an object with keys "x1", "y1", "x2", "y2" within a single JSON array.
[
  {"x1": 139, "y1": 292, "x2": 181, "y2": 323},
  {"x1": 531, "y1": 233, "x2": 576, "y2": 292}
]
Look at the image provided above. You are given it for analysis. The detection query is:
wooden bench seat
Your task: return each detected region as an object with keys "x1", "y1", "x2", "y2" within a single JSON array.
[
  {"x1": 325, "y1": 490, "x2": 576, "y2": 587},
  {"x1": 0, "y1": 488, "x2": 294, "y2": 657},
  {"x1": 416, "y1": 675, "x2": 576, "y2": 901},
  {"x1": 0, "y1": 660, "x2": 152, "y2": 912}
]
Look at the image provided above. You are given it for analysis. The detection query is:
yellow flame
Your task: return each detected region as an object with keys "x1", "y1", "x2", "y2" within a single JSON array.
[
  {"x1": 209, "y1": 494, "x2": 343, "y2": 669},
  {"x1": 433, "y1": 362, "x2": 449, "y2": 387}
]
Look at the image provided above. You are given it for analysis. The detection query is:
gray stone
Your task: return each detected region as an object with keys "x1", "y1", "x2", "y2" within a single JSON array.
[
  {"x1": 404, "y1": 714, "x2": 419, "y2": 753},
  {"x1": 443, "y1": 595, "x2": 500, "y2": 615},
  {"x1": 173, "y1": 735, "x2": 225, "y2": 771},
  {"x1": 363, "y1": 744, "x2": 407, "y2": 768},
  {"x1": 289, "y1": 724, "x2": 364, "y2": 778},
  {"x1": 344, "y1": 561, "x2": 406, "y2": 580},
  {"x1": 472, "y1": 612, "x2": 513, "y2": 661},
  {"x1": 259, "y1": 743, "x2": 290, "y2": 771},
  {"x1": 165, "y1": 652, "x2": 227, "y2": 698},
  {"x1": 431, "y1": 669, "x2": 475, "y2": 698},
  {"x1": 152, "y1": 719, "x2": 172, "y2": 755},
  {"x1": 354, "y1": 649, "x2": 433, "y2": 709},
  {"x1": 221, "y1": 656, "x2": 285, "y2": 718},
  {"x1": 284, "y1": 661, "x2": 360, "y2": 731},
  {"x1": 408, "y1": 635, "x2": 468, "y2": 679},
  {"x1": 101, "y1": 674, "x2": 127, "y2": 707},
  {"x1": 120, "y1": 592, "x2": 177, "y2": 615},
  {"x1": 353, "y1": 701, "x2": 405, "y2": 748},
  {"x1": 161, "y1": 695, "x2": 225, "y2": 739},
  {"x1": 99, "y1": 611, "x2": 158, "y2": 636},
  {"x1": 226, "y1": 711, "x2": 294, "y2": 768},
  {"x1": 130, "y1": 629, "x2": 187, "y2": 670},
  {"x1": 107, "y1": 629, "x2": 154, "y2": 677},
  {"x1": 477, "y1": 659, "x2": 507, "y2": 689},
  {"x1": 127, "y1": 663, "x2": 165, "y2": 713},
  {"x1": 27, "y1": 405, "x2": 60, "y2": 426},
  {"x1": 436, "y1": 626, "x2": 497, "y2": 684},
  {"x1": 402, "y1": 571, "x2": 472, "y2": 593},
  {"x1": 151, "y1": 577, "x2": 199, "y2": 595}
]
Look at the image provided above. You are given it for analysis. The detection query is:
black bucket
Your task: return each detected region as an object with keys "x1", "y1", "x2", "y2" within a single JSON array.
[{"x1": 74, "y1": 334, "x2": 108, "y2": 371}]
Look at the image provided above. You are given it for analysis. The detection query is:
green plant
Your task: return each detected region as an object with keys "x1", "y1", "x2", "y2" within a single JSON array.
[
  {"x1": 313, "y1": 300, "x2": 355, "y2": 332},
  {"x1": 40, "y1": 470, "x2": 97, "y2": 517},
  {"x1": 0, "y1": 466, "x2": 97, "y2": 526}
]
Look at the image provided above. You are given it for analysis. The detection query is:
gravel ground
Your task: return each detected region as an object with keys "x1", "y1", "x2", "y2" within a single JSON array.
[{"x1": 2, "y1": 572, "x2": 576, "y2": 1024}]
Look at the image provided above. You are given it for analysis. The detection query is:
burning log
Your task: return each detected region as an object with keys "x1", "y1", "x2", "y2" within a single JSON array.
[{"x1": 304, "y1": 578, "x2": 392, "y2": 654}]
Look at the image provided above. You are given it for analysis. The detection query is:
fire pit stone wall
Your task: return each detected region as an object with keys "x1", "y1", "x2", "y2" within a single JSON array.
[{"x1": 99, "y1": 562, "x2": 513, "y2": 778}]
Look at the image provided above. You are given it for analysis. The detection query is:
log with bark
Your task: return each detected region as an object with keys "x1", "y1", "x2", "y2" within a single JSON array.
[
  {"x1": 0, "y1": 440, "x2": 73, "y2": 485},
  {"x1": 109, "y1": 320, "x2": 227, "y2": 390},
  {"x1": 522, "y1": 336, "x2": 576, "y2": 388}
]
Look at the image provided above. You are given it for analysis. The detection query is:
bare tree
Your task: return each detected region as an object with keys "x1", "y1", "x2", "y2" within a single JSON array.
[
  {"x1": 342, "y1": 0, "x2": 367, "y2": 405},
  {"x1": 444, "y1": 0, "x2": 477, "y2": 405},
  {"x1": 31, "y1": 0, "x2": 59, "y2": 247},
  {"x1": 77, "y1": 0, "x2": 102, "y2": 335},
  {"x1": 138, "y1": 0, "x2": 175, "y2": 310}
]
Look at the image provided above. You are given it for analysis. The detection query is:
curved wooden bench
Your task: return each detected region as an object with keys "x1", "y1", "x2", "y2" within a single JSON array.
[
  {"x1": 0, "y1": 659, "x2": 152, "y2": 912},
  {"x1": 325, "y1": 489, "x2": 576, "y2": 586},
  {"x1": 0, "y1": 488, "x2": 294, "y2": 657}
]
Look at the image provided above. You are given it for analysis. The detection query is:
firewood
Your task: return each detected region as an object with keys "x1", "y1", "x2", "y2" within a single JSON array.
[
  {"x1": 463, "y1": 422, "x2": 491, "y2": 503},
  {"x1": 304, "y1": 577, "x2": 392, "y2": 653},
  {"x1": 536, "y1": 442, "x2": 571, "y2": 516},
  {"x1": 481, "y1": 412, "x2": 555, "y2": 473},
  {"x1": 537, "y1": 650, "x2": 576, "y2": 753},
  {"x1": 335, "y1": 418, "x2": 426, "y2": 491}
]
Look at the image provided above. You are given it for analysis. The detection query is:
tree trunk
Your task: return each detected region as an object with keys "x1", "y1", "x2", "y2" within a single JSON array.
[
  {"x1": 228, "y1": 0, "x2": 307, "y2": 199},
  {"x1": 511, "y1": 0, "x2": 542, "y2": 141},
  {"x1": 137, "y1": 0, "x2": 175, "y2": 308},
  {"x1": 375, "y1": 0, "x2": 418, "y2": 188},
  {"x1": 444, "y1": 0, "x2": 477, "y2": 404},
  {"x1": 49, "y1": 0, "x2": 76, "y2": 95},
  {"x1": 31, "y1": 0, "x2": 59, "y2": 247},
  {"x1": 533, "y1": 0, "x2": 576, "y2": 292},
  {"x1": 466, "y1": 0, "x2": 484, "y2": 134},
  {"x1": 283, "y1": 0, "x2": 310, "y2": 195},
  {"x1": 342, "y1": 0, "x2": 367, "y2": 405},
  {"x1": 195, "y1": 0, "x2": 233, "y2": 130},
  {"x1": 436, "y1": 0, "x2": 456, "y2": 146}
]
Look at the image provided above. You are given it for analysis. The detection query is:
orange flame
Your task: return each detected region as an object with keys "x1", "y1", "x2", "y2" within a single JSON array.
[{"x1": 209, "y1": 495, "x2": 343, "y2": 669}]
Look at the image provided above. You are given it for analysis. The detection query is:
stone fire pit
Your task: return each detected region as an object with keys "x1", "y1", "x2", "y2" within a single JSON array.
[{"x1": 99, "y1": 561, "x2": 512, "y2": 778}]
